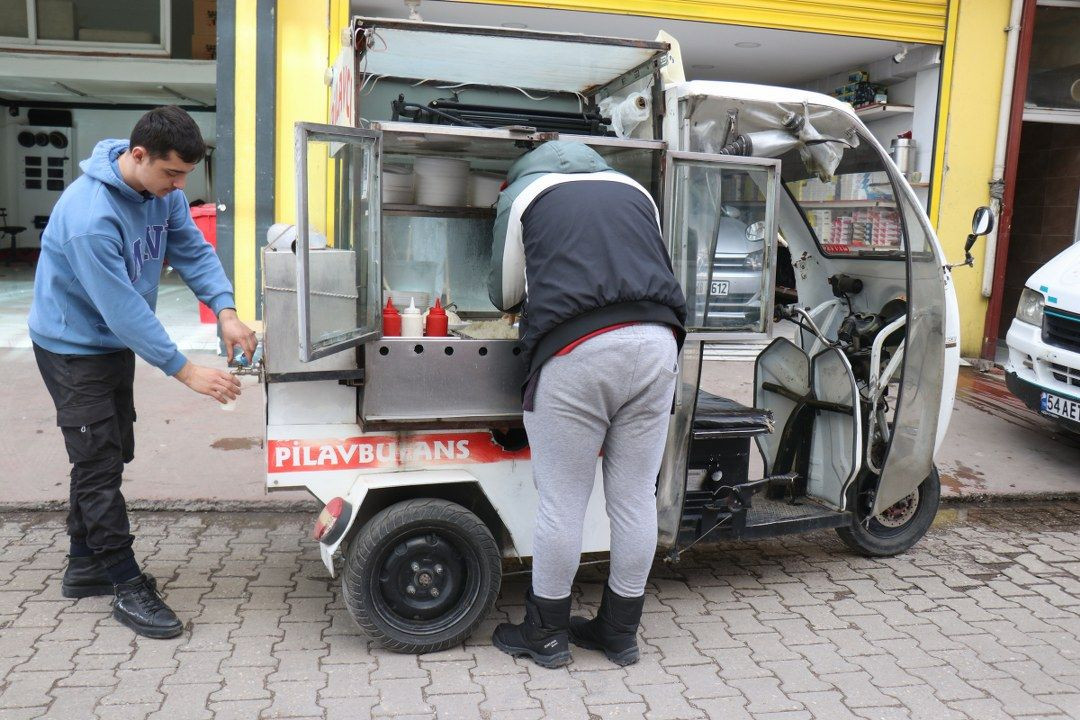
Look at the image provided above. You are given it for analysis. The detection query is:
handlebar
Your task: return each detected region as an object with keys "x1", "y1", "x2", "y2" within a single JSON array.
[{"x1": 775, "y1": 303, "x2": 832, "y2": 345}]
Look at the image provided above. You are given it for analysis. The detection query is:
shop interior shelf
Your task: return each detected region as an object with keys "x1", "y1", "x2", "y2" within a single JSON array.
[
  {"x1": 383, "y1": 204, "x2": 497, "y2": 218},
  {"x1": 797, "y1": 199, "x2": 897, "y2": 208},
  {"x1": 853, "y1": 103, "x2": 915, "y2": 120}
]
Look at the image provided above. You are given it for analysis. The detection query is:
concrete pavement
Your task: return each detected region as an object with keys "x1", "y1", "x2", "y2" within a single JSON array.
[
  {"x1": 4, "y1": 505, "x2": 1080, "y2": 718},
  {"x1": 3, "y1": 345, "x2": 1078, "y2": 513}
]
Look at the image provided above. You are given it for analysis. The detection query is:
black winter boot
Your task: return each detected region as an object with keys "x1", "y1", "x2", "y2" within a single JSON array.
[
  {"x1": 62, "y1": 556, "x2": 156, "y2": 599},
  {"x1": 569, "y1": 584, "x2": 645, "y2": 666},
  {"x1": 492, "y1": 589, "x2": 572, "y2": 668},
  {"x1": 112, "y1": 574, "x2": 183, "y2": 639}
]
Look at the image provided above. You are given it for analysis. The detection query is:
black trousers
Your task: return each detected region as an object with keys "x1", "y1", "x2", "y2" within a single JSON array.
[{"x1": 33, "y1": 343, "x2": 136, "y2": 561}]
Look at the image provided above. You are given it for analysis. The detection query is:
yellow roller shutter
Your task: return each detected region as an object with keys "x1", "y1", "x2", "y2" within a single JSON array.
[{"x1": 459, "y1": 0, "x2": 948, "y2": 44}]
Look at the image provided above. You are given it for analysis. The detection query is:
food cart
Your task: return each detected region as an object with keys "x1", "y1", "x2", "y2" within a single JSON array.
[{"x1": 259, "y1": 17, "x2": 986, "y2": 652}]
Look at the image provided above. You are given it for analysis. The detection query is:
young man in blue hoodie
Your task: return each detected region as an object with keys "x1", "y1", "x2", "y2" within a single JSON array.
[{"x1": 28, "y1": 106, "x2": 256, "y2": 639}]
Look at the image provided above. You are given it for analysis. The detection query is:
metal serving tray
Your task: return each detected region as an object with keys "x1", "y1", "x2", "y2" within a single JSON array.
[{"x1": 361, "y1": 337, "x2": 526, "y2": 428}]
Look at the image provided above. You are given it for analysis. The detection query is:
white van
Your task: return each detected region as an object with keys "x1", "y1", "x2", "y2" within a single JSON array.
[{"x1": 1005, "y1": 241, "x2": 1080, "y2": 433}]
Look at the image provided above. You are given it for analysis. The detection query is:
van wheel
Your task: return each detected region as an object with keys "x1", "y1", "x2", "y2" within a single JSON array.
[
  {"x1": 342, "y1": 498, "x2": 501, "y2": 653},
  {"x1": 836, "y1": 467, "x2": 941, "y2": 557}
]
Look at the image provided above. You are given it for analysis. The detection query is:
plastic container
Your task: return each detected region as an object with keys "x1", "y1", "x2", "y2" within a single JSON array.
[
  {"x1": 190, "y1": 205, "x2": 218, "y2": 323},
  {"x1": 400, "y1": 297, "x2": 424, "y2": 337},
  {"x1": 890, "y1": 137, "x2": 915, "y2": 176},
  {"x1": 382, "y1": 298, "x2": 402, "y2": 337},
  {"x1": 425, "y1": 298, "x2": 449, "y2": 337}
]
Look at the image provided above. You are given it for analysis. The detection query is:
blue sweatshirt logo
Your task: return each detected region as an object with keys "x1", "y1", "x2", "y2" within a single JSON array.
[{"x1": 131, "y1": 223, "x2": 168, "y2": 282}]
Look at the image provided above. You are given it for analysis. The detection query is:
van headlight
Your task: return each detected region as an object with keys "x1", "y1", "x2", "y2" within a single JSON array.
[
  {"x1": 1015, "y1": 288, "x2": 1045, "y2": 326},
  {"x1": 744, "y1": 248, "x2": 765, "y2": 270}
]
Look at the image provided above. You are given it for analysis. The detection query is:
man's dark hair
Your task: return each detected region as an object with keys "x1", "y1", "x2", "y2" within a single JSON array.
[{"x1": 130, "y1": 105, "x2": 206, "y2": 163}]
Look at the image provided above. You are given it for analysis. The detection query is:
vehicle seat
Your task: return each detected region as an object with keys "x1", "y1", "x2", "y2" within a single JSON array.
[{"x1": 693, "y1": 389, "x2": 773, "y2": 438}]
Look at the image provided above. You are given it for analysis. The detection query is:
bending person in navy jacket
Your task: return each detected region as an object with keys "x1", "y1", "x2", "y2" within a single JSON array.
[
  {"x1": 489, "y1": 141, "x2": 686, "y2": 668},
  {"x1": 28, "y1": 106, "x2": 256, "y2": 639}
]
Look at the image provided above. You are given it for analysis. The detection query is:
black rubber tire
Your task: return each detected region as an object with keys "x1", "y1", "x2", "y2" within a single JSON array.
[
  {"x1": 836, "y1": 467, "x2": 941, "y2": 557},
  {"x1": 341, "y1": 498, "x2": 501, "y2": 653}
]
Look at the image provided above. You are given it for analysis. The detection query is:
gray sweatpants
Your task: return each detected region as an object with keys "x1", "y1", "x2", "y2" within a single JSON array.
[{"x1": 524, "y1": 323, "x2": 678, "y2": 600}]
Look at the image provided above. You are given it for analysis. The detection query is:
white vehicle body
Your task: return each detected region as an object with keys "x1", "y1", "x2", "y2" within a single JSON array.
[{"x1": 1004, "y1": 241, "x2": 1080, "y2": 432}]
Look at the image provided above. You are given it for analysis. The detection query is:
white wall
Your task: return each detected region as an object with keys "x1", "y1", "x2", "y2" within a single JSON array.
[{"x1": 0, "y1": 107, "x2": 216, "y2": 243}]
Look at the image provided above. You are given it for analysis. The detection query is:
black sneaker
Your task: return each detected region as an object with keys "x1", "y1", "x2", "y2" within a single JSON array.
[
  {"x1": 112, "y1": 574, "x2": 183, "y2": 639},
  {"x1": 492, "y1": 589, "x2": 571, "y2": 669},
  {"x1": 62, "y1": 556, "x2": 157, "y2": 599}
]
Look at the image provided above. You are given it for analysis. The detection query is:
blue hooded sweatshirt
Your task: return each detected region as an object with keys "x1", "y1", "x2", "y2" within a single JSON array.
[{"x1": 28, "y1": 139, "x2": 235, "y2": 376}]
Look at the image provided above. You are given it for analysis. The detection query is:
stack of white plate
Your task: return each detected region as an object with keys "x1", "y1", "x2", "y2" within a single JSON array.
[
  {"x1": 469, "y1": 171, "x2": 504, "y2": 207},
  {"x1": 414, "y1": 157, "x2": 469, "y2": 207},
  {"x1": 382, "y1": 166, "x2": 414, "y2": 205}
]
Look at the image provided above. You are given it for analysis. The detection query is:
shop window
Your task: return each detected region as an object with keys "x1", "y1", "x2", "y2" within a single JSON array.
[
  {"x1": 0, "y1": 0, "x2": 29, "y2": 41},
  {"x1": 1027, "y1": 4, "x2": 1080, "y2": 110},
  {"x1": 782, "y1": 138, "x2": 904, "y2": 259},
  {"x1": 0, "y1": 0, "x2": 166, "y2": 53}
]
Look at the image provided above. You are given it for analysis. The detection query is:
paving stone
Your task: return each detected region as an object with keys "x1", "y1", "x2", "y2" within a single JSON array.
[
  {"x1": 16, "y1": 640, "x2": 90, "y2": 672},
  {"x1": 879, "y1": 684, "x2": 969, "y2": 719},
  {"x1": 321, "y1": 695, "x2": 379, "y2": 720},
  {"x1": 819, "y1": 670, "x2": 899, "y2": 709},
  {"x1": 421, "y1": 660, "x2": 480, "y2": 695},
  {"x1": 268, "y1": 648, "x2": 327, "y2": 684},
  {"x1": 688, "y1": 695, "x2": 754, "y2": 720},
  {"x1": 476, "y1": 673, "x2": 539, "y2": 712},
  {"x1": 162, "y1": 649, "x2": 232, "y2": 686},
  {"x1": 262, "y1": 680, "x2": 326, "y2": 718},
  {"x1": 426, "y1": 692, "x2": 484, "y2": 720},
  {"x1": 45, "y1": 685, "x2": 111, "y2": 718},
  {"x1": 649, "y1": 635, "x2": 712, "y2": 667},
  {"x1": 588, "y1": 702, "x2": 649, "y2": 719},
  {"x1": 369, "y1": 677, "x2": 433, "y2": 717},
  {"x1": 667, "y1": 664, "x2": 740, "y2": 700},
  {"x1": 100, "y1": 667, "x2": 172, "y2": 706},
  {"x1": 728, "y1": 676, "x2": 804, "y2": 715},
  {"x1": 0, "y1": 671, "x2": 66, "y2": 709}
]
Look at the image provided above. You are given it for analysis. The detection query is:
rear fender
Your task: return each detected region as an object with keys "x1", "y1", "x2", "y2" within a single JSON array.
[{"x1": 317, "y1": 469, "x2": 512, "y2": 576}]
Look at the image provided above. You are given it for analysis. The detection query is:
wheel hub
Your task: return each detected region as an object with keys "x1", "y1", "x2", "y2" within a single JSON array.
[
  {"x1": 874, "y1": 488, "x2": 920, "y2": 528},
  {"x1": 379, "y1": 534, "x2": 465, "y2": 621}
]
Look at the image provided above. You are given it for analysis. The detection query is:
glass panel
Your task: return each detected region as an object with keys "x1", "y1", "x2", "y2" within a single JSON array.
[
  {"x1": 873, "y1": 191, "x2": 945, "y2": 514},
  {"x1": 0, "y1": 0, "x2": 29, "y2": 38},
  {"x1": 38, "y1": 0, "x2": 160, "y2": 44},
  {"x1": 782, "y1": 138, "x2": 904, "y2": 260},
  {"x1": 668, "y1": 156, "x2": 776, "y2": 332},
  {"x1": 383, "y1": 215, "x2": 496, "y2": 315},
  {"x1": 1027, "y1": 5, "x2": 1080, "y2": 110},
  {"x1": 297, "y1": 125, "x2": 381, "y2": 361}
]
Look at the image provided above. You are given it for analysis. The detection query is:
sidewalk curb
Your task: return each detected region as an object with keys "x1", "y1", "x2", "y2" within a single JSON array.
[
  {"x1": 2, "y1": 494, "x2": 1077, "y2": 515},
  {"x1": 942, "y1": 492, "x2": 1080, "y2": 505},
  {"x1": 0, "y1": 498, "x2": 320, "y2": 513}
]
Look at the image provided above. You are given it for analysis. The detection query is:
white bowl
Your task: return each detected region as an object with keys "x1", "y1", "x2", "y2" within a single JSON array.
[{"x1": 469, "y1": 172, "x2": 504, "y2": 207}]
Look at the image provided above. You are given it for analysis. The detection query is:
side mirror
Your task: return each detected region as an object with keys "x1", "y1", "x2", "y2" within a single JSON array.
[
  {"x1": 968, "y1": 206, "x2": 995, "y2": 248},
  {"x1": 947, "y1": 206, "x2": 996, "y2": 272}
]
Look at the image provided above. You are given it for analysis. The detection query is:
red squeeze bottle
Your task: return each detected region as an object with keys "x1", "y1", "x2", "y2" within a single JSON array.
[
  {"x1": 382, "y1": 298, "x2": 402, "y2": 337},
  {"x1": 425, "y1": 298, "x2": 449, "y2": 337}
]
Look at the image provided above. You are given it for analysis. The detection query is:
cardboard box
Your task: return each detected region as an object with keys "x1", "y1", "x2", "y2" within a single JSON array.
[
  {"x1": 36, "y1": 0, "x2": 76, "y2": 41},
  {"x1": 191, "y1": 33, "x2": 217, "y2": 60},
  {"x1": 194, "y1": 0, "x2": 217, "y2": 33}
]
